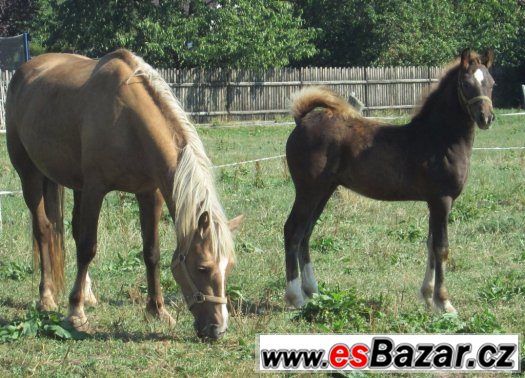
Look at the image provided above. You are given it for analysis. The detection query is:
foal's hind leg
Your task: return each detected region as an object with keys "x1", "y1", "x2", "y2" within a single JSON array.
[
  {"x1": 298, "y1": 186, "x2": 336, "y2": 298},
  {"x1": 428, "y1": 197, "x2": 456, "y2": 313},
  {"x1": 284, "y1": 187, "x2": 334, "y2": 308},
  {"x1": 136, "y1": 190, "x2": 175, "y2": 326},
  {"x1": 67, "y1": 185, "x2": 105, "y2": 331},
  {"x1": 72, "y1": 190, "x2": 97, "y2": 307}
]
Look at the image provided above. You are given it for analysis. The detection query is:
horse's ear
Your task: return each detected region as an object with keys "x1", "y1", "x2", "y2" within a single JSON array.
[
  {"x1": 228, "y1": 214, "x2": 244, "y2": 233},
  {"x1": 460, "y1": 48, "x2": 471, "y2": 71},
  {"x1": 482, "y1": 49, "x2": 494, "y2": 68},
  {"x1": 198, "y1": 211, "x2": 210, "y2": 238}
]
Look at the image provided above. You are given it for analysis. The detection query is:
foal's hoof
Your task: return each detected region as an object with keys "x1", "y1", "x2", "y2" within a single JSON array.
[
  {"x1": 433, "y1": 299, "x2": 457, "y2": 314},
  {"x1": 285, "y1": 279, "x2": 305, "y2": 308},
  {"x1": 145, "y1": 305, "x2": 176, "y2": 327},
  {"x1": 67, "y1": 314, "x2": 90, "y2": 332}
]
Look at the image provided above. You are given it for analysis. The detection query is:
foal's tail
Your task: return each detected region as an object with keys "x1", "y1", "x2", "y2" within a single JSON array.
[
  {"x1": 34, "y1": 179, "x2": 66, "y2": 293},
  {"x1": 290, "y1": 87, "x2": 360, "y2": 125}
]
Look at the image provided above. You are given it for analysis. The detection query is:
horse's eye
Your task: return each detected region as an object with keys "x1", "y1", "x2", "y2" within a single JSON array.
[{"x1": 198, "y1": 266, "x2": 210, "y2": 273}]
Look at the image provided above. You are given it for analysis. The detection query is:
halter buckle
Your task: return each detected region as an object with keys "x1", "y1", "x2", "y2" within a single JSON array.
[{"x1": 193, "y1": 292, "x2": 206, "y2": 304}]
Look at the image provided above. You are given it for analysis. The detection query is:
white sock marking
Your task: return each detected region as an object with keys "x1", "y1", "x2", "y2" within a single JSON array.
[
  {"x1": 285, "y1": 278, "x2": 304, "y2": 308},
  {"x1": 301, "y1": 263, "x2": 318, "y2": 295}
]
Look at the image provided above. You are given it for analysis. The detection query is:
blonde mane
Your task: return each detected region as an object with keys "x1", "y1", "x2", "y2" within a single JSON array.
[{"x1": 129, "y1": 54, "x2": 234, "y2": 262}]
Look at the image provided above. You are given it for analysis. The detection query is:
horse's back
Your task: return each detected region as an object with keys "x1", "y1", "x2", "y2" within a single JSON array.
[{"x1": 6, "y1": 50, "x2": 146, "y2": 190}]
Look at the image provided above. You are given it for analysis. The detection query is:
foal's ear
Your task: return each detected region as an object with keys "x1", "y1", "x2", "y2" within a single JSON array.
[
  {"x1": 198, "y1": 211, "x2": 210, "y2": 238},
  {"x1": 482, "y1": 49, "x2": 494, "y2": 68},
  {"x1": 228, "y1": 214, "x2": 244, "y2": 233},
  {"x1": 460, "y1": 48, "x2": 471, "y2": 71}
]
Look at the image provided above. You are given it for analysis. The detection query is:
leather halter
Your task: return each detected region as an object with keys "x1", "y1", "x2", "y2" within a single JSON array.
[
  {"x1": 457, "y1": 75, "x2": 492, "y2": 122},
  {"x1": 172, "y1": 253, "x2": 228, "y2": 309}
]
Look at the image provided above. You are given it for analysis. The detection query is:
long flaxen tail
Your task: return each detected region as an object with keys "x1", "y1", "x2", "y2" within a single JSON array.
[
  {"x1": 33, "y1": 178, "x2": 66, "y2": 293},
  {"x1": 290, "y1": 86, "x2": 360, "y2": 125}
]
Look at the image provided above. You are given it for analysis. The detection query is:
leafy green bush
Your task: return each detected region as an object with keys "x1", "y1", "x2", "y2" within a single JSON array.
[
  {"x1": 295, "y1": 285, "x2": 378, "y2": 332},
  {"x1": 0, "y1": 304, "x2": 88, "y2": 343}
]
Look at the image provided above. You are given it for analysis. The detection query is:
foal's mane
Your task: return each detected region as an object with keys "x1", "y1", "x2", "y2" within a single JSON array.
[
  {"x1": 411, "y1": 53, "x2": 483, "y2": 123},
  {"x1": 129, "y1": 54, "x2": 234, "y2": 261}
]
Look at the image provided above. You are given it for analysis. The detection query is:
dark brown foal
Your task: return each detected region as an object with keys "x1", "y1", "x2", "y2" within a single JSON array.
[{"x1": 284, "y1": 49, "x2": 495, "y2": 313}]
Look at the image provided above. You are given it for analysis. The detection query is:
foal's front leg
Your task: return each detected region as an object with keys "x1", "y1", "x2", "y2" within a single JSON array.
[
  {"x1": 67, "y1": 186, "x2": 105, "y2": 331},
  {"x1": 427, "y1": 197, "x2": 456, "y2": 313},
  {"x1": 136, "y1": 190, "x2": 175, "y2": 326},
  {"x1": 420, "y1": 230, "x2": 435, "y2": 307}
]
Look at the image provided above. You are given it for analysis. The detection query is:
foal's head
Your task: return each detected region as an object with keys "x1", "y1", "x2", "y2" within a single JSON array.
[
  {"x1": 171, "y1": 211, "x2": 243, "y2": 340},
  {"x1": 457, "y1": 48, "x2": 495, "y2": 129}
]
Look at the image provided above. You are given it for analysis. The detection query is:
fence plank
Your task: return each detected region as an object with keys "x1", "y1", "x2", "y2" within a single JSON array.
[{"x1": 0, "y1": 66, "x2": 444, "y2": 126}]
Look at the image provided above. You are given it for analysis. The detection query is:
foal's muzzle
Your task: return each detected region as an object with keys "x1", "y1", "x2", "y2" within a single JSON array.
[{"x1": 477, "y1": 110, "x2": 495, "y2": 130}]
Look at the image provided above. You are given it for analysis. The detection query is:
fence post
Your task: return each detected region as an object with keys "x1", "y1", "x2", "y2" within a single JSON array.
[
  {"x1": 522, "y1": 85, "x2": 525, "y2": 109},
  {"x1": 363, "y1": 67, "x2": 369, "y2": 116}
]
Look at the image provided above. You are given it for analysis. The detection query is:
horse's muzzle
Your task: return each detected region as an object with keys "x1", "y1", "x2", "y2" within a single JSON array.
[{"x1": 196, "y1": 323, "x2": 225, "y2": 341}]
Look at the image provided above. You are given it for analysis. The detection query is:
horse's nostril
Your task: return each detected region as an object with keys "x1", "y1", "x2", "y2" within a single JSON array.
[{"x1": 197, "y1": 324, "x2": 223, "y2": 340}]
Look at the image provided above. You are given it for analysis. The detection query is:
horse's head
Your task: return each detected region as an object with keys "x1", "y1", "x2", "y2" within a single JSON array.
[
  {"x1": 171, "y1": 211, "x2": 243, "y2": 340},
  {"x1": 458, "y1": 48, "x2": 496, "y2": 130}
]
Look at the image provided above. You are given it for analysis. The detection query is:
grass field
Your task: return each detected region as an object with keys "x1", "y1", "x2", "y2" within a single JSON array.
[{"x1": 0, "y1": 111, "x2": 524, "y2": 376}]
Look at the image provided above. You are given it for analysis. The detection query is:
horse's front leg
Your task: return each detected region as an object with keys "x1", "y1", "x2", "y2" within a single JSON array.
[
  {"x1": 428, "y1": 197, "x2": 456, "y2": 313},
  {"x1": 67, "y1": 185, "x2": 105, "y2": 331},
  {"x1": 136, "y1": 190, "x2": 175, "y2": 326},
  {"x1": 72, "y1": 190, "x2": 97, "y2": 307}
]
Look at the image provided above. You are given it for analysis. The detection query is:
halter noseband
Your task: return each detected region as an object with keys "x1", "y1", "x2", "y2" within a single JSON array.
[
  {"x1": 457, "y1": 75, "x2": 492, "y2": 122},
  {"x1": 172, "y1": 253, "x2": 228, "y2": 309}
]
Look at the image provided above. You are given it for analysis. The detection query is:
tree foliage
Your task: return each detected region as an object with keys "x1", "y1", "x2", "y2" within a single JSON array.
[
  {"x1": 0, "y1": 0, "x2": 37, "y2": 36},
  {"x1": 31, "y1": 0, "x2": 317, "y2": 68},
  {"x1": 296, "y1": 0, "x2": 525, "y2": 67}
]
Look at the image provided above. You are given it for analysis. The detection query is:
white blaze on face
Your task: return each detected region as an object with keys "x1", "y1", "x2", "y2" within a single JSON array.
[
  {"x1": 218, "y1": 256, "x2": 229, "y2": 332},
  {"x1": 474, "y1": 68, "x2": 484, "y2": 85}
]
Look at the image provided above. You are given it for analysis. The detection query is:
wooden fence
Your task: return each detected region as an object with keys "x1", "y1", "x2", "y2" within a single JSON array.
[{"x1": 0, "y1": 66, "x2": 443, "y2": 128}]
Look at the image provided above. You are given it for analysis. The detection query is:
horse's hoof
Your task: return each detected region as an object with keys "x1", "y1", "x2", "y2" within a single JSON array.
[
  {"x1": 67, "y1": 314, "x2": 90, "y2": 332},
  {"x1": 146, "y1": 305, "x2": 176, "y2": 327},
  {"x1": 84, "y1": 293, "x2": 98, "y2": 308},
  {"x1": 37, "y1": 296, "x2": 58, "y2": 312}
]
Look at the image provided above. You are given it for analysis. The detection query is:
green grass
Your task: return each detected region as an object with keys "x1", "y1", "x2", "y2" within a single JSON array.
[{"x1": 0, "y1": 110, "x2": 524, "y2": 376}]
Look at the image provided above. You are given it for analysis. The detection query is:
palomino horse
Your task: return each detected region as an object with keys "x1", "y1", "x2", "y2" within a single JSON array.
[
  {"x1": 284, "y1": 49, "x2": 495, "y2": 313},
  {"x1": 6, "y1": 49, "x2": 243, "y2": 339}
]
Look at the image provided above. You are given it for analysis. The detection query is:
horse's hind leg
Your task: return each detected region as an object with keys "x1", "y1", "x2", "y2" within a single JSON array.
[
  {"x1": 72, "y1": 190, "x2": 97, "y2": 307},
  {"x1": 299, "y1": 185, "x2": 337, "y2": 298},
  {"x1": 25, "y1": 177, "x2": 58, "y2": 311},
  {"x1": 136, "y1": 190, "x2": 175, "y2": 326},
  {"x1": 8, "y1": 142, "x2": 58, "y2": 310},
  {"x1": 427, "y1": 197, "x2": 456, "y2": 313},
  {"x1": 67, "y1": 184, "x2": 105, "y2": 331}
]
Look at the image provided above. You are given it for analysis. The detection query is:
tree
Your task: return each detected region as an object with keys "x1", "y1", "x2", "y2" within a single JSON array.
[
  {"x1": 0, "y1": 0, "x2": 37, "y2": 36},
  {"x1": 295, "y1": 0, "x2": 525, "y2": 67},
  {"x1": 31, "y1": 0, "x2": 317, "y2": 68}
]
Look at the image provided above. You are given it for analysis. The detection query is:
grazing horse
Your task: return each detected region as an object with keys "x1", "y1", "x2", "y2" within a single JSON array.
[
  {"x1": 284, "y1": 49, "x2": 495, "y2": 313},
  {"x1": 6, "y1": 49, "x2": 243, "y2": 340}
]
